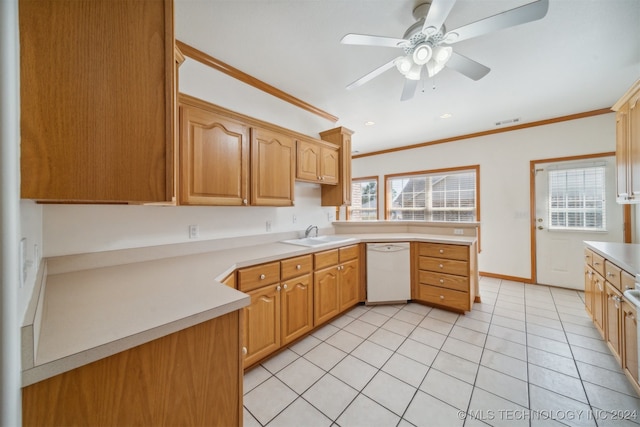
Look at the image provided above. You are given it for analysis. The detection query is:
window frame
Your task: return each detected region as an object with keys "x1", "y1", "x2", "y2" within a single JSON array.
[
  {"x1": 347, "y1": 176, "x2": 380, "y2": 221},
  {"x1": 384, "y1": 165, "x2": 480, "y2": 223}
]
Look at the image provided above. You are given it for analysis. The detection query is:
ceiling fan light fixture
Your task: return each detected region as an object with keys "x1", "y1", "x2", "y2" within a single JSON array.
[
  {"x1": 434, "y1": 45, "x2": 453, "y2": 63},
  {"x1": 395, "y1": 55, "x2": 413, "y2": 75},
  {"x1": 412, "y1": 43, "x2": 433, "y2": 65},
  {"x1": 406, "y1": 63, "x2": 423, "y2": 80}
]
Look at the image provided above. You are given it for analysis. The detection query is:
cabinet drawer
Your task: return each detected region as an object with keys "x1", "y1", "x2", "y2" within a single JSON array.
[
  {"x1": 419, "y1": 271, "x2": 468, "y2": 292},
  {"x1": 418, "y1": 284, "x2": 470, "y2": 312},
  {"x1": 315, "y1": 249, "x2": 339, "y2": 270},
  {"x1": 605, "y1": 260, "x2": 622, "y2": 291},
  {"x1": 419, "y1": 243, "x2": 468, "y2": 261},
  {"x1": 419, "y1": 256, "x2": 468, "y2": 277},
  {"x1": 622, "y1": 270, "x2": 636, "y2": 292},
  {"x1": 238, "y1": 262, "x2": 281, "y2": 292},
  {"x1": 592, "y1": 252, "x2": 605, "y2": 277},
  {"x1": 584, "y1": 249, "x2": 594, "y2": 267},
  {"x1": 339, "y1": 244, "x2": 359, "y2": 262},
  {"x1": 281, "y1": 255, "x2": 313, "y2": 280}
]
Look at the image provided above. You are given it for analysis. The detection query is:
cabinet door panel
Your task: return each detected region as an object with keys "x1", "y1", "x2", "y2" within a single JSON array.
[
  {"x1": 281, "y1": 274, "x2": 313, "y2": 345},
  {"x1": 593, "y1": 273, "x2": 605, "y2": 337},
  {"x1": 339, "y1": 259, "x2": 359, "y2": 311},
  {"x1": 251, "y1": 127, "x2": 295, "y2": 206},
  {"x1": 605, "y1": 282, "x2": 622, "y2": 363},
  {"x1": 20, "y1": 0, "x2": 173, "y2": 202},
  {"x1": 320, "y1": 146, "x2": 339, "y2": 184},
  {"x1": 623, "y1": 299, "x2": 638, "y2": 383},
  {"x1": 314, "y1": 267, "x2": 340, "y2": 325},
  {"x1": 244, "y1": 286, "x2": 281, "y2": 367},
  {"x1": 584, "y1": 266, "x2": 594, "y2": 317},
  {"x1": 296, "y1": 140, "x2": 321, "y2": 182},
  {"x1": 180, "y1": 105, "x2": 249, "y2": 205}
]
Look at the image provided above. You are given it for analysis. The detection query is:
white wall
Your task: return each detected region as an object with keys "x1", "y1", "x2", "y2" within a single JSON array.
[
  {"x1": 43, "y1": 183, "x2": 334, "y2": 256},
  {"x1": 353, "y1": 114, "x2": 617, "y2": 281}
]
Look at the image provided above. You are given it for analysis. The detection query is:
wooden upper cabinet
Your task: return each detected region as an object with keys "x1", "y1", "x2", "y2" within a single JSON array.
[
  {"x1": 178, "y1": 101, "x2": 249, "y2": 206},
  {"x1": 251, "y1": 127, "x2": 295, "y2": 206},
  {"x1": 613, "y1": 79, "x2": 640, "y2": 203},
  {"x1": 320, "y1": 127, "x2": 354, "y2": 206},
  {"x1": 19, "y1": 0, "x2": 175, "y2": 202},
  {"x1": 296, "y1": 139, "x2": 338, "y2": 185}
]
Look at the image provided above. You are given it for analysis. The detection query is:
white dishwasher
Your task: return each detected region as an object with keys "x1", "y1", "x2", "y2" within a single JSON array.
[{"x1": 366, "y1": 242, "x2": 411, "y2": 304}]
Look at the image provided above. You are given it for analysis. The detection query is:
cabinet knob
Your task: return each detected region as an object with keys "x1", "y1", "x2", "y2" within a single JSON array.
[
  {"x1": 439, "y1": 264, "x2": 444, "y2": 269},
  {"x1": 283, "y1": 284, "x2": 288, "y2": 289},
  {"x1": 276, "y1": 285, "x2": 281, "y2": 291},
  {"x1": 607, "y1": 272, "x2": 613, "y2": 277},
  {"x1": 259, "y1": 274, "x2": 266, "y2": 280},
  {"x1": 296, "y1": 264, "x2": 301, "y2": 270},
  {"x1": 243, "y1": 199, "x2": 248, "y2": 205},
  {"x1": 439, "y1": 249, "x2": 444, "y2": 254},
  {"x1": 242, "y1": 346, "x2": 247, "y2": 355},
  {"x1": 439, "y1": 279, "x2": 444, "y2": 284},
  {"x1": 439, "y1": 295, "x2": 445, "y2": 300}
]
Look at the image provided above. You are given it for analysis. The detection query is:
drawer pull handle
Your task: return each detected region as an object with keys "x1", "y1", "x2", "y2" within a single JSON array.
[
  {"x1": 296, "y1": 264, "x2": 301, "y2": 270},
  {"x1": 594, "y1": 262, "x2": 600, "y2": 266},
  {"x1": 260, "y1": 274, "x2": 266, "y2": 280},
  {"x1": 607, "y1": 272, "x2": 614, "y2": 277}
]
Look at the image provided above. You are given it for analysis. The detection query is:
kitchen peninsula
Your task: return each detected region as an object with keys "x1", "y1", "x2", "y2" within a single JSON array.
[{"x1": 21, "y1": 222, "x2": 478, "y2": 425}]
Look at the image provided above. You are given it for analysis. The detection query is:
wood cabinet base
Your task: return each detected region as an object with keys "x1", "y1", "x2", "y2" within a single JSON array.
[{"x1": 23, "y1": 312, "x2": 242, "y2": 427}]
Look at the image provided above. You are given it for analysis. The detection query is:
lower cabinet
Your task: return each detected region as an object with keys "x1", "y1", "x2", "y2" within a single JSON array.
[
  {"x1": 623, "y1": 298, "x2": 639, "y2": 385},
  {"x1": 243, "y1": 284, "x2": 281, "y2": 367},
  {"x1": 23, "y1": 311, "x2": 243, "y2": 426},
  {"x1": 413, "y1": 242, "x2": 477, "y2": 312},
  {"x1": 240, "y1": 255, "x2": 314, "y2": 368},
  {"x1": 313, "y1": 245, "x2": 360, "y2": 325},
  {"x1": 605, "y1": 281, "x2": 623, "y2": 364},
  {"x1": 584, "y1": 246, "x2": 640, "y2": 395}
]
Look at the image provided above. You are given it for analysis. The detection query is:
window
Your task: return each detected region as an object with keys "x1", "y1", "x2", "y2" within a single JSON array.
[
  {"x1": 386, "y1": 166, "x2": 478, "y2": 222},
  {"x1": 548, "y1": 166, "x2": 606, "y2": 231},
  {"x1": 348, "y1": 177, "x2": 378, "y2": 220}
]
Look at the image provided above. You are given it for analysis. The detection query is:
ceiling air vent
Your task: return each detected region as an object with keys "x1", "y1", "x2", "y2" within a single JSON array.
[{"x1": 495, "y1": 117, "x2": 521, "y2": 126}]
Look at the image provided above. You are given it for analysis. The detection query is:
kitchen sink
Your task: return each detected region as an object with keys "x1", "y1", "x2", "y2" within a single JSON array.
[{"x1": 281, "y1": 235, "x2": 356, "y2": 247}]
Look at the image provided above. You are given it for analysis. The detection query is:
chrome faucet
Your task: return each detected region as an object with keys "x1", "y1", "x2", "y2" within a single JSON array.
[{"x1": 305, "y1": 225, "x2": 319, "y2": 238}]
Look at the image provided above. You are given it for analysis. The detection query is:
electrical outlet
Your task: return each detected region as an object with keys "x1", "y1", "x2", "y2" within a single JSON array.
[
  {"x1": 266, "y1": 220, "x2": 272, "y2": 232},
  {"x1": 453, "y1": 229, "x2": 464, "y2": 235},
  {"x1": 188, "y1": 224, "x2": 199, "y2": 239},
  {"x1": 292, "y1": 214, "x2": 297, "y2": 224},
  {"x1": 327, "y1": 212, "x2": 333, "y2": 222}
]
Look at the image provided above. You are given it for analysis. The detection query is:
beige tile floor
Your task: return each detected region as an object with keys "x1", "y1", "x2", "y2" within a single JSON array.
[{"x1": 243, "y1": 277, "x2": 640, "y2": 426}]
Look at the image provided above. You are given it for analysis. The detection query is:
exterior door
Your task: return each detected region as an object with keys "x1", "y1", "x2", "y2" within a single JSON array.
[{"x1": 534, "y1": 155, "x2": 623, "y2": 289}]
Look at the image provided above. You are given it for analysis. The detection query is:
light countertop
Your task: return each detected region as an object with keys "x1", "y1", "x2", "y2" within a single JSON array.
[
  {"x1": 585, "y1": 240, "x2": 640, "y2": 277},
  {"x1": 22, "y1": 230, "x2": 477, "y2": 386}
]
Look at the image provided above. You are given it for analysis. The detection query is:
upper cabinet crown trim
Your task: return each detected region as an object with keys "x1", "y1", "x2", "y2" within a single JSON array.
[{"x1": 175, "y1": 40, "x2": 339, "y2": 123}]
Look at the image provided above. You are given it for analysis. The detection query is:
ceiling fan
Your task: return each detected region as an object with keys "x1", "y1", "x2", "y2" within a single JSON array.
[{"x1": 341, "y1": 0, "x2": 549, "y2": 101}]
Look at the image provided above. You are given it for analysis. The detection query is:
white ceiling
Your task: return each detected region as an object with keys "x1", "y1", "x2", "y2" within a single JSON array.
[{"x1": 174, "y1": 0, "x2": 640, "y2": 155}]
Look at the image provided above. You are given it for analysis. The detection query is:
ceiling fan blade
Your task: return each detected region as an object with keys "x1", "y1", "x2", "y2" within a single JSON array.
[
  {"x1": 341, "y1": 33, "x2": 410, "y2": 48},
  {"x1": 421, "y1": 0, "x2": 457, "y2": 36},
  {"x1": 346, "y1": 57, "x2": 400, "y2": 90},
  {"x1": 444, "y1": 0, "x2": 549, "y2": 44},
  {"x1": 446, "y1": 52, "x2": 490, "y2": 80},
  {"x1": 400, "y1": 78, "x2": 419, "y2": 102}
]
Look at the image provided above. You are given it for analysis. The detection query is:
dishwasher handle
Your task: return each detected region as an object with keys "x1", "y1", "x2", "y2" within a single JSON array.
[{"x1": 367, "y1": 243, "x2": 410, "y2": 253}]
